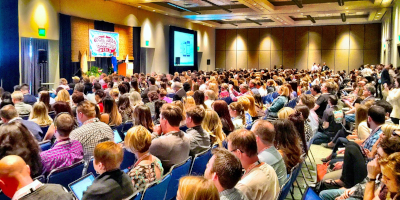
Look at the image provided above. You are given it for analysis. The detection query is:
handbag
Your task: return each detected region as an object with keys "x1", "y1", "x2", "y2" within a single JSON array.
[{"x1": 316, "y1": 162, "x2": 329, "y2": 182}]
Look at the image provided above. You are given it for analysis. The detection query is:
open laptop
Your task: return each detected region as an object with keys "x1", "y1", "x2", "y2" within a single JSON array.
[
  {"x1": 114, "y1": 130, "x2": 123, "y2": 143},
  {"x1": 68, "y1": 173, "x2": 95, "y2": 200}
]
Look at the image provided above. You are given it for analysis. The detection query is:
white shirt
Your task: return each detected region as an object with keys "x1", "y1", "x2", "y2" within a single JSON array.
[
  {"x1": 311, "y1": 65, "x2": 319, "y2": 71},
  {"x1": 362, "y1": 68, "x2": 373, "y2": 77},
  {"x1": 236, "y1": 163, "x2": 280, "y2": 200},
  {"x1": 86, "y1": 93, "x2": 97, "y2": 104},
  {"x1": 12, "y1": 180, "x2": 43, "y2": 200},
  {"x1": 199, "y1": 84, "x2": 207, "y2": 91}
]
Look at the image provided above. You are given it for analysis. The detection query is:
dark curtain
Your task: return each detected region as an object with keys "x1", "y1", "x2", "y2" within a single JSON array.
[
  {"x1": 94, "y1": 21, "x2": 114, "y2": 74},
  {"x1": 21, "y1": 38, "x2": 49, "y2": 95},
  {"x1": 133, "y1": 27, "x2": 141, "y2": 74},
  {"x1": 0, "y1": 0, "x2": 19, "y2": 92},
  {"x1": 59, "y1": 14, "x2": 80, "y2": 83}
]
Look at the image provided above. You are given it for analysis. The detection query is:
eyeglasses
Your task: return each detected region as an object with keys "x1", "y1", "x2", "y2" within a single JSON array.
[
  {"x1": 392, "y1": 130, "x2": 400, "y2": 137},
  {"x1": 230, "y1": 149, "x2": 243, "y2": 153}
]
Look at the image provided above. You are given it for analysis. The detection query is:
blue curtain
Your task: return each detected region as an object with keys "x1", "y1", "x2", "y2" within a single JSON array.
[
  {"x1": 94, "y1": 21, "x2": 114, "y2": 74},
  {"x1": 21, "y1": 38, "x2": 49, "y2": 95},
  {"x1": 0, "y1": 0, "x2": 19, "y2": 92}
]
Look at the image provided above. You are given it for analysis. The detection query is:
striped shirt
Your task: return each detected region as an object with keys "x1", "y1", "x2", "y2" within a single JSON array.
[
  {"x1": 220, "y1": 188, "x2": 249, "y2": 200},
  {"x1": 40, "y1": 140, "x2": 84, "y2": 175}
]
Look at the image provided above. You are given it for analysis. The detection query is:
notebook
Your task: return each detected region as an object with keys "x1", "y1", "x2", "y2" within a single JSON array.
[
  {"x1": 114, "y1": 130, "x2": 123, "y2": 143},
  {"x1": 68, "y1": 173, "x2": 95, "y2": 200}
]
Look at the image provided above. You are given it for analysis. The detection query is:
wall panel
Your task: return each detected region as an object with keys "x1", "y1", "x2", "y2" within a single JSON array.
[
  {"x1": 336, "y1": 25, "x2": 350, "y2": 50},
  {"x1": 350, "y1": 24, "x2": 364, "y2": 49},
  {"x1": 335, "y1": 50, "x2": 349, "y2": 72},
  {"x1": 283, "y1": 50, "x2": 295, "y2": 68},
  {"x1": 226, "y1": 29, "x2": 237, "y2": 51},
  {"x1": 308, "y1": 50, "x2": 321, "y2": 69},
  {"x1": 364, "y1": 24, "x2": 381, "y2": 50},
  {"x1": 259, "y1": 51, "x2": 271, "y2": 69},
  {"x1": 259, "y1": 28, "x2": 271, "y2": 50},
  {"x1": 349, "y1": 50, "x2": 363, "y2": 70},
  {"x1": 247, "y1": 28, "x2": 260, "y2": 51},
  {"x1": 364, "y1": 50, "x2": 380, "y2": 65},
  {"x1": 295, "y1": 50, "x2": 308, "y2": 70},
  {"x1": 226, "y1": 51, "x2": 237, "y2": 70},
  {"x1": 237, "y1": 51, "x2": 248, "y2": 69},
  {"x1": 237, "y1": 29, "x2": 248, "y2": 51},
  {"x1": 248, "y1": 51, "x2": 259, "y2": 69},
  {"x1": 322, "y1": 26, "x2": 336, "y2": 50},
  {"x1": 321, "y1": 50, "x2": 335, "y2": 71},
  {"x1": 270, "y1": 28, "x2": 284, "y2": 50},
  {"x1": 271, "y1": 51, "x2": 283, "y2": 67},
  {"x1": 296, "y1": 27, "x2": 309, "y2": 50},
  {"x1": 215, "y1": 50, "x2": 226, "y2": 69},
  {"x1": 215, "y1": 29, "x2": 226, "y2": 51},
  {"x1": 283, "y1": 27, "x2": 296, "y2": 50},
  {"x1": 309, "y1": 26, "x2": 322, "y2": 50}
]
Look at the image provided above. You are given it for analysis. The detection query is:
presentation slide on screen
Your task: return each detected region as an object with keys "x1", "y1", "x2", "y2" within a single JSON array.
[
  {"x1": 71, "y1": 175, "x2": 95, "y2": 200},
  {"x1": 89, "y1": 29, "x2": 119, "y2": 57},
  {"x1": 174, "y1": 31, "x2": 194, "y2": 66}
]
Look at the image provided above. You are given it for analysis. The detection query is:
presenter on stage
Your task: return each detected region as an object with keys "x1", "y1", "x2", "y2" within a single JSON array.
[{"x1": 112, "y1": 51, "x2": 118, "y2": 74}]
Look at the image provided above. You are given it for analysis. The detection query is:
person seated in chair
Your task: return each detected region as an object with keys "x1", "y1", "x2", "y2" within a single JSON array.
[
  {"x1": 82, "y1": 141, "x2": 134, "y2": 200},
  {"x1": 11, "y1": 91, "x2": 32, "y2": 116}
]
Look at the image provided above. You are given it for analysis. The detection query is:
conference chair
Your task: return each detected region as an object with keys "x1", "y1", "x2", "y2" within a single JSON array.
[
  {"x1": 277, "y1": 165, "x2": 294, "y2": 200},
  {"x1": 301, "y1": 187, "x2": 321, "y2": 200},
  {"x1": 120, "y1": 148, "x2": 137, "y2": 172},
  {"x1": 39, "y1": 126, "x2": 49, "y2": 138},
  {"x1": 111, "y1": 123, "x2": 125, "y2": 140},
  {"x1": 141, "y1": 172, "x2": 172, "y2": 200},
  {"x1": 285, "y1": 98, "x2": 298, "y2": 108},
  {"x1": 20, "y1": 115, "x2": 29, "y2": 120},
  {"x1": 48, "y1": 111, "x2": 56, "y2": 119},
  {"x1": 39, "y1": 140, "x2": 52, "y2": 151},
  {"x1": 0, "y1": 191, "x2": 9, "y2": 200},
  {"x1": 165, "y1": 157, "x2": 192, "y2": 200},
  {"x1": 123, "y1": 121, "x2": 134, "y2": 133},
  {"x1": 219, "y1": 96, "x2": 232, "y2": 105},
  {"x1": 128, "y1": 190, "x2": 142, "y2": 200},
  {"x1": 189, "y1": 148, "x2": 212, "y2": 176},
  {"x1": 34, "y1": 175, "x2": 46, "y2": 183},
  {"x1": 85, "y1": 157, "x2": 98, "y2": 177},
  {"x1": 47, "y1": 160, "x2": 85, "y2": 190},
  {"x1": 167, "y1": 93, "x2": 175, "y2": 99},
  {"x1": 272, "y1": 91, "x2": 279, "y2": 99},
  {"x1": 67, "y1": 89, "x2": 73, "y2": 95}
]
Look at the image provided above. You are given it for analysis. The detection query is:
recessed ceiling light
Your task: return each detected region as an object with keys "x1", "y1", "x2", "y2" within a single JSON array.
[
  {"x1": 297, "y1": 10, "x2": 300, "y2": 12},
  {"x1": 345, "y1": 7, "x2": 348, "y2": 9},
  {"x1": 284, "y1": 23, "x2": 287, "y2": 24},
  {"x1": 311, "y1": 24, "x2": 313, "y2": 25},
  {"x1": 253, "y1": 3, "x2": 256, "y2": 5},
  {"x1": 277, "y1": 17, "x2": 280, "y2": 19},
  {"x1": 166, "y1": 14, "x2": 168, "y2": 15},
  {"x1": 261, "y1": 8, "x2": 264, "y2": 9},
  {"x1": 265, "y1": 26, "x2": 268, "y2": 27},
  {"x1": 346, "y1": 11, "x2": 349, "y2": 12},
  {"x1": 138, "y1": 6, "x2": 141, "y2": 8},
  {"x1": 153, "y1": 10, "x2": 155, "y2": 11},
  {"x1": 300, "y1": 13, "x2": 303, "y2": 15},
  {"x1": 378, "y1": 12, "x2": 381, "y2": 14}
]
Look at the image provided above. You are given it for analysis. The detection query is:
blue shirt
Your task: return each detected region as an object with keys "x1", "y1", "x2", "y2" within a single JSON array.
[
  {"x1": 258, "y1": 146, "x2": 287, "y2": 186},
  {"x1": 111, "y1": 55, "x2": 118, "y2": 72},
  {"x1": 363, "y1": 127, "x2": 382, "y2": 151}
]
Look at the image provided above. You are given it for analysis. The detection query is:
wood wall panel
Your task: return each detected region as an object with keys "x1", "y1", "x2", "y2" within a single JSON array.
[
  {"x1": 296, "y1": 27, "x2": 309, "y2": 50},
  {"x1": 270, "y1": 28, "x2": 283, "y2": 50},
  {"x1": 237, "y1": 51, "x2": 248, "y2": 69},
  {"x1": 309, "y1": 26, "x2": 322, "y2": 50},
  {"x1": 215, "y1": 29, "x2": 226, "y2": 51},
  {"x1": 237, "y1": 29, "x2": 248, "y2": 51},
  {"x1": 321, "y1": 50, "x2": 335, "y2": 71},
  {"x1": 322, "y1": 26, "x2": 336, "y2": 50},
  {"x1": 336, "y1": 25, "x2": 350, "y2": 50},
  {"x1": 363, "y1": 50, "x2": 380, "y2": 65},
  {"x1": 226, "y1": 29, "x2": 237, "y2": 51},
  {"x1": 215, "y1": 50, "x2": 226, "y2": 69},
  {"x1": 283, "y1": 27, "x2": 296, "y2": 50},
  {"x1": 283, "y1": 51, "x2": 295, "y2": 68},
  {"x1": 271, "y1": 51, "x2": 283, "y2": 67},
  {"x1": 308, "y1": 50, "x2": 321, "y2": 69},
  {"x1": 364, "y1": 24, "x2": 381, "y2": 50},
  {"x1": 335, "y1": 50, "x2": 349, "y2": 72},
  {"x1": 115, "y1": 25, "x2": 133, "y2": 60},
  {"x1": 350, "y1": 24, "x2": 364, "y2": 50},
  {"x1": 226, "y1": 51, "x2": 237, "y2": 70},
  {"x1": 71, "y1": 17, "x2": 94, "y2": 62},
  {"x1": 259, "y1": 28, "x2": 271, "y2": 50},
  {"x1": 259, "y1": 51, "x2": 271, "y2": 70},
  {"x1": 295, "y1": 50, "x2": 308, "y2": 70},
  {"x1": 349, "y1": 50, "x2": 363, "y2": 71},
  {"x1": 247, "y1": 28, "x2": 260, "y2": 51},
  {"x1": 248, "y1": 51, "x2": 259, "y2": 69}
]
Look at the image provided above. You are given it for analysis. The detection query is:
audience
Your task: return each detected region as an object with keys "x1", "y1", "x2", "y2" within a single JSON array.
[
  {"x1": 70, "y1": 101, "x2": 114, "y2": 161},
  {"x1": 20, "y1": 84, "x2": 37, "y2": 106},
  {"x1": 266, "y1": 85, "x2": 289, "y2": 118},
  {"x1": 185, "y1": 105, "x2": 210, "y2": 156},
  {"x1": 40, "y1": 113, "x2": 83, "y2": 175},
  {"x1": 82, "y1": 141, "x2": 134, "y2": 200},
  {"x1": 202, "y1": 109, "x2": 226, "y2": 147},
  {"x1": 177, "y1": 176, "x2": 219, "y2": 200},
  {"x1": 227, "y1": 129, "x2": 280, "y2": 200},
  {"x1": 29, "y1": 102, "x2": 53, "y2": 126},
  {"x1": 0, "y1": 155, "x2": 73, "y2": 200},
  {"x1": 12, "y1": 91, "x2": 32, "y2": 115}
]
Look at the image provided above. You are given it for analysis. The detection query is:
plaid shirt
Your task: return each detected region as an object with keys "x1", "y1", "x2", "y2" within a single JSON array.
[
  {"x1": 40, "y1": 140, "x2": 84, "y2": 175},
  {"x1": 70, "y1": 118, "x2": 114, "y2": 161},
  {"x1": 363, "y1": 126, "x2": 382, "y2": 151}
]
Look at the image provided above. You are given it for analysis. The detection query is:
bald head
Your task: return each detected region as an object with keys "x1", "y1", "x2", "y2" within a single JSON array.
[
  {"x1": 0, "y1": 155, "x2": 32, "y2": 198},
  {"x1": 251, "y1": 120, "x2": 276, "y2": 144}
]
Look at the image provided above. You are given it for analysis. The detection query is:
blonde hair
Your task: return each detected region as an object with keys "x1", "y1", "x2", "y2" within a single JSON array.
[
  {"x1": 183, "y1": 96, "x2": 196, "y2": 110},
  {"x1": 172, "y1": 100, "x2": 186, "y2": 121},
  {"x1": 244, "y1": 95, "x2": 257, "y2": 117},
  {"x1": 229, "y1": 102, "x2": 245, "y2": 126},
  {"x1": 29, "y1": 102, "x2": 53, "y2": 126},
  {"x1": 55, "y1": 89, "x2": 70, "y2": 103},
  {"x1": 125, "y1": 125, "x2": 152, "y2": 153},
  {"x1": 59, "y1": 78, "x2": 68, "y2": 85},
  {"x1": 177, "y1": 176, "x2": 219, "y2": 200},
  {"x1": 279, "y1": 85, "x2": 290, "y2": 97},
  {"x1": 129, "y1": 91, "x2": 143, "y2": 107},
  {"x1": 237, "y1": 96, "x2": 250, "y2": 111},
  {"x1": 208, "y1": 83, "x2": 219, "y2": 95},
  {"x1": 110, "y1": 88, "x2": 119, "y2": 98},
  {"x1": 278, "y1": 107, "x2": 295, "y2": 119},
  {"x1": 11, "y1": 91, "x2": 24, "y2": 101},
  {"x1": 202, "y1": 109, "x2": 226, "y2": 147},
  {"x1": 381, "y1": 124, "x2": 400, "y2": 138}
]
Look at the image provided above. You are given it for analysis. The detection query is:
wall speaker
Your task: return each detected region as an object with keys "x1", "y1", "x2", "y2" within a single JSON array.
[
  {"x1": 38, "y1": 50, "x2": 47, "y2": 63},
  {"x1": 207, "y1": 59, "x2": 210, "y2": 65},
  {"x1": 175, "y1": 57, "x2": 180, "y2": 65}
]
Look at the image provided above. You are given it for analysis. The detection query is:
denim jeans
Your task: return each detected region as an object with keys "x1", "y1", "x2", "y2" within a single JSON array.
[
  {"x1": 311, "y1": 132, "x2": 331, "y2": 144},
  {"x1": 345, "y1": 114, "x2": 355, "y2": 123},
  {"x1": 319, "y1": 189, "x2": 359, "y2": 200}
]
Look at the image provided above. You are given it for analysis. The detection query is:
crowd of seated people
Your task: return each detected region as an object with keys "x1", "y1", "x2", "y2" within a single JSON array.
[{"x1": 0, "y1": 64, "x2": 399, "y2": 199}]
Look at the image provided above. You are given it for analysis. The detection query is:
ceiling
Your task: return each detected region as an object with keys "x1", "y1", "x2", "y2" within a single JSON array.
[{"x1": 110, "y1": 0, "x2": 394, "y2": 28}]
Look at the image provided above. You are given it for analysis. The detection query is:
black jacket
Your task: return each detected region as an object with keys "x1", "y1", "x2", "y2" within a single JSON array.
[{"x1": 381, "y1": 68, "x2": 391, "y2": 85}]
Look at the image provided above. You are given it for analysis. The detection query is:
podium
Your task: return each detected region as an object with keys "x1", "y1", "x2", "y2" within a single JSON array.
[{"x1": 118, "y1": 62, "x2": 134, "y2": 76}]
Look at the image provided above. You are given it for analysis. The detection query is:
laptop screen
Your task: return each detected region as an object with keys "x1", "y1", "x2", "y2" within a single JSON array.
[
  {"x1": 69, "y1": 173, "x2": 95, "y2": 200},
  {"x1": 114, "y1": 130, "x2": 123, "y2": 143}
]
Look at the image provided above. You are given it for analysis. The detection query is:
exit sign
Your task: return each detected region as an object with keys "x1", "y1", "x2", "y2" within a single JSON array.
[
  {"x1": 145, "y1": 40, "x2": 149, "y2": 46},
  {"x1": 38, "y1": 28, "x2": 45, "y2": 37}
]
